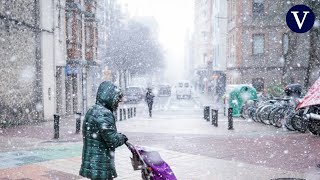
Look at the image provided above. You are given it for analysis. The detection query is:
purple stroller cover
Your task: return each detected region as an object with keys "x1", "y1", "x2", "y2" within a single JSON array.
[{"x1": 137, "y1": 147, "x2": 177, "y2": 180}]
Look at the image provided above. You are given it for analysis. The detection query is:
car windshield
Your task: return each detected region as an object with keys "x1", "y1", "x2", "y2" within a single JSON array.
[
  {"x1": 126, "y1": 87, "x2": 141, "y2": 94},
  {"x1": 178, "y1": 83, "x2": 183, "y2": 88},
  {"x1": 184, "y1": 83, "x2": 189, "y2": 88}
]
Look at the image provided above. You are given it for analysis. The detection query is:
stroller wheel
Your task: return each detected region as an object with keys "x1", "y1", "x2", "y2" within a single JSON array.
[
  {"x1": 141, "y1": 170, "x2": 152, "y2": 180},
  {"x1": 141, "y1": 169, "x2": 152, "y2": 180}
]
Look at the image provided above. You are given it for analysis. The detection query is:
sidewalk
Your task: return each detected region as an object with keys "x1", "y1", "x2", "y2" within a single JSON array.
[
  {"x1": 193, "y1": 92, "x2": 225, "y2": 113},
  {"x1": 0, "y1": 116, "x2": 82, "y2": 153},
  {"x1": 0, "y1": 103, "x2": 144, "y2": 153},
  {"x1": 0, "y1": 142, "x2": 311, "y2": 180},
  {"x1": 1, "y1": 104, "x2": 320, "y2": 179}
]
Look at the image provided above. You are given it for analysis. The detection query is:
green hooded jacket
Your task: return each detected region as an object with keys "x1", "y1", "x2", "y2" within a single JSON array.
[{"x1": 79, "y1": 81, "x2": 126, "y2": 180}]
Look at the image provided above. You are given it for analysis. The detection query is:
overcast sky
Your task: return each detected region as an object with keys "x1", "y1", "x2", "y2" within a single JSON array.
[{"x1": 119, "y1": 0, "x2": 194, "y2": 81}]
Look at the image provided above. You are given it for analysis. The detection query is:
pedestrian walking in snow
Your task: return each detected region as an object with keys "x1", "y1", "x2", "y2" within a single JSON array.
[
  {"x1": 145, "y1": 88, "x2": 155, "y2": 118},
  {"x1": 80, "y1": 81, "x2": 128, "y2": 180}
]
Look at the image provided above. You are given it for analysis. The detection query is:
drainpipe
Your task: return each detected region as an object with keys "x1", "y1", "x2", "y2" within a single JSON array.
[{"x1": 52, "y1": 0, "x2": 57, "y2": 114}]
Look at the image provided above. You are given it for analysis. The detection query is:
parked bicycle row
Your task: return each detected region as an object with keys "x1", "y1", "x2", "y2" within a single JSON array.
[{"x1": 240, "y1": 82, "x2": 320, "y2": 136}]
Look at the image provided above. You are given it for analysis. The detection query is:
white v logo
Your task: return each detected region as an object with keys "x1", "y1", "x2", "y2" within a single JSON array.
[{"x1": 291, "y1": 11, "x2": 310, "y2": 29}]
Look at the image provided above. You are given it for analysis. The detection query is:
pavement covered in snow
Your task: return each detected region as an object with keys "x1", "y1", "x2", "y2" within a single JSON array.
[{"x1": 0, "y1": 94, "x2": 320, "y2": 179}]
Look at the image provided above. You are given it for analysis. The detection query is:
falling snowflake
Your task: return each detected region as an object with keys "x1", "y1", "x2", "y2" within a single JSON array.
[
  {"x1": 36, "y1": 103, "x2": 43, "y2": 111},
  {"x1": 92, "y1": 133, "x2": 97, "y2": 138}
]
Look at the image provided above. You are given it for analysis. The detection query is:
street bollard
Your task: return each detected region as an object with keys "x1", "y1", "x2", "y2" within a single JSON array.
[
  {"x1": 204, "y1": 106, "x2": 210, "y2": 121},
  {"x1": 114, "y1": 110, "x2": 118, "y2": 121},
  {"x1": 224, "y1": 107, "x2": 226, "y2": 116},
  {"x1": 130, "y1": 107, "x2": 133, "y2": 118},
  {"x1": 128, "y1": 108, "x2": 131, "y2": 119},
  {"x1": 228, "y1": 108, "x2": 234, "y2": 130},
  {"x1": 75, "y1": 112, "x2": 81, "y2": 134},
  {"x1": 301, "y1": 114, "x2": 308, "y2": 133},
  {"x1": 53, "y1": 114, "x2": 60, "y2": 139},
  {"x1": 119, "y1": 109, "x2": 123, "y2": 121},
  {"x1": 134, "y1": 107, "x2": 136, "y2": 117},
  {"x1": 124, "y1": 109, "x2": 127, "y2": 120},
  {"x1": 211, "y1": 109, "x2": 218, "y2": 127}
]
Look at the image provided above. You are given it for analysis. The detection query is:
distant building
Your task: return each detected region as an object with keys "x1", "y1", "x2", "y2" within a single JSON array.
[
  {"x1": 184, "y1": 30, "x2": 193, "y2": 78},
  {"x1": 211, "y1": 0, "x2": 227, "y2": 71},
  {"x1": 193, "y1": 0, "x2": 213, "y2": 69},
  {"x1": 192, "y1": 0, "x2": 214, "y2": 92}
]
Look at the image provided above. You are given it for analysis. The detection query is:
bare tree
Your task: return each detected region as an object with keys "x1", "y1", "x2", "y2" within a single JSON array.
[{"x1": 105, "y1": 20, "x2": 164, "y2": 75}]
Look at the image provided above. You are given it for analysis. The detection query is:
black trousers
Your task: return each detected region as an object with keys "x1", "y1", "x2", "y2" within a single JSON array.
[{"x1": 147, "y1": 102, "x2": 153, "y2": 117}]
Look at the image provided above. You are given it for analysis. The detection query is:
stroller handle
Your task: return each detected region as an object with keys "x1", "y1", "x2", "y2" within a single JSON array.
[{"x1": 125, "y1": 141, "x2": 132, "y2": 148}]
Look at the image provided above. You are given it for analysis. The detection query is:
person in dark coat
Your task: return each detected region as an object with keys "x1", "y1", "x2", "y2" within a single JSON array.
[
  {"x1": 145, "y1": 88, "x2": 155, "y2": 117},
  {"x1": 79, "y1": 81, "x2": 128, "y2": 180}
]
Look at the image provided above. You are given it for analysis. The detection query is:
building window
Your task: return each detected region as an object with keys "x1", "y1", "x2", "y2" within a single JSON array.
[
  {"x1": 282, "y1": 33, "x2": 289, "y2": 55},
  {"x1": 76, "y1": 18, "x2": 82, "y2": 49},
  {"x1": 202, "y1": 10, "x2": 207, "y2": 19},
  {"x1": 202, "y1": 31, "x2": 207, "y2": 41},
  {"x1": 252, "y1": 78, "x2": 264, "y2": 92},
  {"x1": 66, "y1": 12, "x2": 73, "y2": 42},
  {"x1": 232, "y1": 0, "x2": 236, "y2": 21},
  {"x1": 252, "y1": 0, "x2": 264, "y2": 14},
  {"x1": 253, "y1": 34, "x2": 264, "y2": 55},
  {"x1": 86, "y1": 25, "x2": 90, "y2": 47},
  {"x1": 203, "y1": 54, "x2": 208, "y2": 63}
]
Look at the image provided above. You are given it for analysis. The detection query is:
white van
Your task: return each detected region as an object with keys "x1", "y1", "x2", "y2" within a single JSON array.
[{"x1": 176, "y1": 80, "x2": 192, "y2": 99}]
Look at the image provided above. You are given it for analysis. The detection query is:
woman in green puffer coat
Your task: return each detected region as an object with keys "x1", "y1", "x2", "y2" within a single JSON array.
[{"x1": 79, "y1": 81, "x2": 128, "y2": 180}]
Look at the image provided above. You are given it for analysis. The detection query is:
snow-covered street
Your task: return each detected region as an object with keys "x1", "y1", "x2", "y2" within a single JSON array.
[
  {"x1": 1, "y1": 93, "x2": 320, "y2": 179},
  {"x1": 1, "y1": 0, "x2": 320, "y2": 179}
]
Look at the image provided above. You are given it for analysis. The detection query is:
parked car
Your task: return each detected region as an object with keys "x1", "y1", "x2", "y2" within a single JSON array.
[
  {"x1": 123, "y1": 86, "x2": 145, "y2": 103},
  {"x1": 157, "y1": 84, "x2": 171, "y2": 97},
  {"x1": 176, "y1": 81, "x2": 192, "y2": 99}
]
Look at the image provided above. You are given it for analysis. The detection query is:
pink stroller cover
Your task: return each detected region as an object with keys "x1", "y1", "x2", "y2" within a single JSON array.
[
  {"x1": 139, "y1": 149, "x2": 177, "y2": 180},
  {"x1": 128, "y1": 144, "x2": 177, "y2": 180}
]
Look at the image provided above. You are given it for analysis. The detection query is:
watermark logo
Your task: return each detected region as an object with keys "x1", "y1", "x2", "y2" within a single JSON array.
[{"x1": 286, "y1": 5, "x2": 315, "y2": 33}]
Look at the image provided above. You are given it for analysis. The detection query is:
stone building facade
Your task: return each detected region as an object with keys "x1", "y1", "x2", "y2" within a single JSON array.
[
  {"x1": 0, "y1": 0, "x2": 119, "y2": 126},
  {"x1": 193, "y1": 0, "x2": 213, "y2": 69},
  {"x1": 0, "y1": 0, "x2": 43, "y2": 125},
  {"x1": 192, "y1": 0, "x2": 214, "y2": 92}
]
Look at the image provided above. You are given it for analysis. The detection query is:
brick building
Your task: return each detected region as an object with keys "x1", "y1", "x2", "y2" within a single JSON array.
[
  {"x1": 226, "y1": 0, "x2": 318, "y2": 91},
  {"x1": 64, "y1": 0, "x2": 118, "y2": 115}
]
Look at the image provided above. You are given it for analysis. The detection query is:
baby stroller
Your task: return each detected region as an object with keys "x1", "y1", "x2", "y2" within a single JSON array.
[{"x1": 125, "y1": 142, "x2": 177, "y2": 180}]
